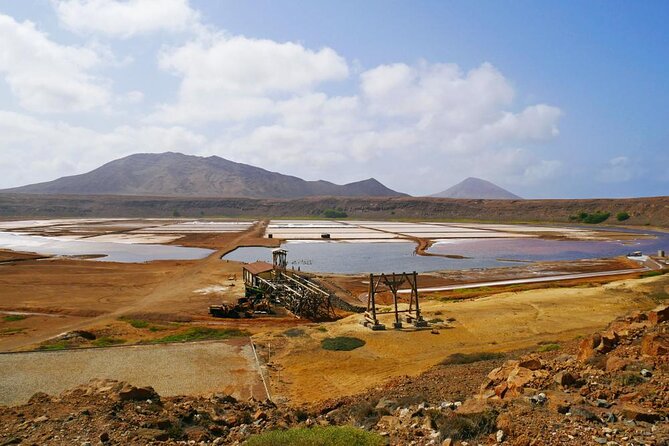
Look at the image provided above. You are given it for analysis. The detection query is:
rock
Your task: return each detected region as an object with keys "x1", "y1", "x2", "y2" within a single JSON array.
[
  {"x1": 518, "y1": 356, "x2": 543, "y2": 371},
  {"x1": 595, "y1": 399, "x2": 612, "y2": 408},
  {"x1": 554, "y1": 371, "x2": 577, "y2": 387},
  {"x1": 456, "y1": 399, "x2": 489, "y2": 415},
  {"x1": 578, "y1": 334, "x2": 602, "y2": 362},
  {"x1": 621, "y1": 404, "x2": 662, "y2": 423},
  {"x1": 376, "y1": 415, "x2": 400, "y2": 431},
  {"x1": 375, "y1": 398, "x2": 397, "y2": 411},
  {"x1": 593, "y1": 437, "x2": 607, "y2": 444},
  {"x1": 33, "y1": 415, "x2": 48, "y2": 423},
  {"x1": 99, "y1": 432, "x2": 109, "y2": 443},
  {"x1": 648, "y1": 305, "x2": 669, "y2": 325},
  {"x1": 640, "y1": 368, "x2": 652, "y2": 378},
  {"x1": 529, "y1": 393, "x2": 547, "y2": 405},
  {"x1": 596, "y1": 330, "x2": 619, "y2": 353},
  {"x1": 571, "y1": 406, "x2": 600, "y2": 422},
  {"x1": 442, "y1": 439, "x2": 453, "y2": 446},
  {"x1": 641, "y1": 333, "x2": 669, "y2": 356},
  {"x1": 606, "y1": 355, "x2": 629, "y2": 372},
  {"x1": 253, "y1": 410, "x2": 267, "y2": 422},
  {"x1": 132, "y1": 428, "x2": 169, "y2": 442},
  {"x1": 117, "y1": 384, "x2": 159, "y2": 402},
  {"x1": 496, "y1": 429, "x2": 505, "y2": 443}
]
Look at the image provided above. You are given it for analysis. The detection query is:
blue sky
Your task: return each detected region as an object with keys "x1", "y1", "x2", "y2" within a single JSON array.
[{"x1": 0, "y1": 0, "x2": 667, "y2": 198}]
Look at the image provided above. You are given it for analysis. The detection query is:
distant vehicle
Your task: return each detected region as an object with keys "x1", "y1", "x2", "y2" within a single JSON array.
[
  {"x1": 627, "y1": 251, "x2": 643, "y2": 257},
  {"x1": 321, "y1": 233, "x2": 331, "y2": 239}
]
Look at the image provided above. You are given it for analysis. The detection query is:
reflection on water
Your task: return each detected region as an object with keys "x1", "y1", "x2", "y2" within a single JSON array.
[
  {"x1": 224, "y1": 230, "x2": 669, "y2": 274},
  {"x1": 0, "y1": 232, "x2": 213, "y2": 263}
]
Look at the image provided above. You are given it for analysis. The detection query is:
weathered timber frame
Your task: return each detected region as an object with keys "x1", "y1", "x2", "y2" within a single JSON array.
[{"x1": 363, "y1": 271, "x2": 427, "y2": 330}]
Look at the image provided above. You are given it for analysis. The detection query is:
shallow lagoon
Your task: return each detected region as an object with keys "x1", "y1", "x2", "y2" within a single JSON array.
[
  {"x1": 0, "y1": 232, "x2": 213, "y2": 263},
  {"x1": 224, "y1": 230, "x2": 669, "y2": 274}
]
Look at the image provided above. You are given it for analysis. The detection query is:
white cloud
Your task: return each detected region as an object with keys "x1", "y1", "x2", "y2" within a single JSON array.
[
  {"x1": 597, "y1": 156, "x2": 641, "y2": 183},
  {"x1": 53, "y1": 0, "x2": 200, "y2": 38},
  {"x1": 0, "y1": 14, "x2": 110, "y2": 112},
  {"x1": 151, "y1": 33, "x2": 349, "y2": 123},
  {"x1": 0, "y1": 110, "x2": 206, "y2": 188}
]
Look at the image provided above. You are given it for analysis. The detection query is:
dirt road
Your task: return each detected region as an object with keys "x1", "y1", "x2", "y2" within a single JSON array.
[{"x1": 0, "y1": 338, "x2": 266, "y2": 406}]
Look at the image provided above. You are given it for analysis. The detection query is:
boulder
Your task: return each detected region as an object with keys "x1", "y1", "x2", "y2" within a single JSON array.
[
  {"x1": 605, "y1": 355, "x2": 629, "y2": 372},
  {"x1": 641, "y1": 333, "x2": 669, "y2": 356},
  {"x1": 553, "y1": 371, "x2": 577, "y2": 387},
  {"x1": 578, "y1": 334, "x2": 602, "y2": 362},
  {"x1": 117, "y1": 384, "x2": 159, "y2": 402},
  {"x1": 456, "y1": 398, "x2": 489, "y2": 415},
  {"x1": 596, "y1": 330, "x2": 619, "y2": 353},
  {"x1": 621, "y1": 404, "x2": 662, "y2": 423},
  {"x1": 648, "y1": 305, "x2": 669, "y2": 325},
  {"x1": 518, "y1": 356, "x2": 543, "y2": 371}
]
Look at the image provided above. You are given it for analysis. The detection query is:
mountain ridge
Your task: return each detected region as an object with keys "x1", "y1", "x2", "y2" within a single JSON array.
[
  {"x1": 431, "y1": 177, "x2": 522, "y2": 200},
  {"x1": 3, "y1": 152, "x2": 407, "y2": 199}
]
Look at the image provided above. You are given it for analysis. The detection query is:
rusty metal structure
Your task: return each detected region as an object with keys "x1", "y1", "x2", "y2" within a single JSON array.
[
  {"x1": 363, "y1": 271, "x2": 427, "y2": 330},
  {"x1": 238, "y1": 248, "x2": 336, "y2": 320}
]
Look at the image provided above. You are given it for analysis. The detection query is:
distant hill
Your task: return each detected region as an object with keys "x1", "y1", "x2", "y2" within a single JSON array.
[
  {"x1": 431, "y1": 177, "x2": 521, "y2": 200},
  {"x1": 3, "y1": 152, "x2": 407, "y2": 199}
]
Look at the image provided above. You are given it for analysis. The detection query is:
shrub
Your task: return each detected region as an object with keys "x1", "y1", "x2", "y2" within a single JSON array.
[
  {"x1": 150, "y1": 327, "x2": 249, "y2": 344},
  {"x1": 620, "y1": 373, "x2": 644, "y2": 386},
  {"x1": 3, "y1": 315, "x2": 27, "y2": 322},
  {"x1": 245, "y1": 426, "x2": 385, "y2": 446},
  {"x1": 321, "y1": 336, "x2": 366, "y2": 351},
  {"x1": 440, "y1": 352, "x2": 505, "y2": 365},
  {"x1": 283, "y1": 328, "x2": 306, "y2": 337},
  {"x1": 537, "y1": 343, "x2": 560, "y2": 352},
  {"x1": 437, "y1": 410, "x2": 498, "y2": 441},
  {"x1": 322, "y1": 209, "x2": 348, "y2": 218},
  {"x1": 572, "y1": 211, "x2": 613, "y2": 224},
  {"x1": 121, "y1": 318, "x2": 149, "y2": 329},
  {"x1": 616, "y1": 212, "x2": 630, "y2": 221},
  {"x1": 92, "y1": 337, "x2": 125, "y2": 347}
]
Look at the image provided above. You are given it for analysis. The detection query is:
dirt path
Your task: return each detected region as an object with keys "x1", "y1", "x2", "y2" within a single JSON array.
[{"x1": 0, "y1": 338, "x2": 266, "y2": 406}]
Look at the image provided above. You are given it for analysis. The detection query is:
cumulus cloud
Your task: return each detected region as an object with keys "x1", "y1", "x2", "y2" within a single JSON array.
[
  {"x1": 53, "y1": 0, "x2": 200, "y2": 38},
  {"x1": 0, "y1": 14, "x2": 110, "y2": 112},
  {"x1": 151, "y1": 33, "x2": 350, "y2": 123}
]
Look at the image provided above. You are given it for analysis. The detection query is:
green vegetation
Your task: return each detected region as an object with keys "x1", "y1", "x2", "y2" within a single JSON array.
[
  {"x1": 616, "y1": 211, "x2": 630, "y2": 221},
  {"x1": 283, "y1": 328, "x2": 307, "y2": 337},
  {"x1": 620, "y1": 373, "x2": 645, "y2": 386},
  {"x1": 0, "y1": 327, "x2": 25, "y2": 335},
  {"x1": 453, "y1": 286, "x2": 493, "y2": 295},
  {"x1": 570, "y1": 211, "x2": 611, "y2": 224},
  {"x1": 38, "y1": 340, "x2": 70, "y2": 351},
  {"x1": 322, "y1": 208, "x2": 348, "y2": 218},
  {"x1": 3, "y1": 314, "x2": 27, "y2": 322},
  {"x1": 150, "y1": 327, "x2": 250, "y2": 344},
  {"x1": 321, "y1": 336, "x2": 366, "y2": 351},
  {"x1": 440, "y1": 351, "x2": 505, "y2": 366},
  {"x1": 120, "y1": 317, "x2": 169, "y2": 331},
  {"x1": 537, "y1": 343, "x2": 560, "y2": 352},
  {"x1": 641, "y1": 270, "x2": 667, "y2": 278},
  {"x1": 428, "y1": 317, "x2": 444, "y2": 323},
  {"x1": 245, "y1": 426, "x2": 385, "y2": 446},
  {"x1": 92, "y1": 337, "x2": 126, "y2": 347}
]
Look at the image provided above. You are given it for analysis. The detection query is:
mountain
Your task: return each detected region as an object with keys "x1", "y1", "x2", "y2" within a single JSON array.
[
  {"x1": 4, "y1": 152, "x2": 407, "y2": 199},
  {"x1": 430, "y1": 177, "x2": 522, "y2": 199}
]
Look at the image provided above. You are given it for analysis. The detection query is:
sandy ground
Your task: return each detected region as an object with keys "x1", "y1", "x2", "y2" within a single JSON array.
[
  {"x1": 0, "y1": 338, "x2": 266, "y2": 406},
  {"x1": 257, "y1": 274, "x2": 667, "y2": 404}
]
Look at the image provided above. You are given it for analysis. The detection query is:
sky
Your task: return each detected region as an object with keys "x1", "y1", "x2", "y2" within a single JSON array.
[{"x1": 0, "y1": 1, "x2": 667, "y2": 198}]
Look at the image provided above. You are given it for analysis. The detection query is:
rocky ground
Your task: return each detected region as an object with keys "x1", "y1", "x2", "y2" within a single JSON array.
[{"x1": 1, "y1": 305, "x2": 667, "y2": 446}]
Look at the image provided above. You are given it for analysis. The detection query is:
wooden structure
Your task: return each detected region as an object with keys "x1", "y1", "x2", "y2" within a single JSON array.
[
  {"x1": 241, "y1": 249, "x2": 336, "y2": 320},
  {"x1": 363, "y1": 271, "x2": 427, "y2": 330}
]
